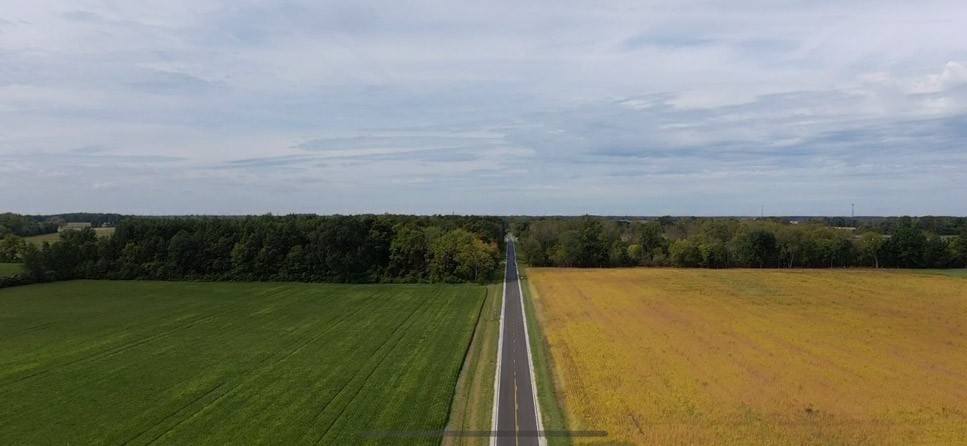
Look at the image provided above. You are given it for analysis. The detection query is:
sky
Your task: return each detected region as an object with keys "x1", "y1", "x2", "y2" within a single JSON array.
[{"x1": 1, "y1": 0, "x2": 966, "y2": 216}]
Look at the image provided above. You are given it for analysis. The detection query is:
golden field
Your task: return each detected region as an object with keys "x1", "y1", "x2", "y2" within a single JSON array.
[{"x1": 526, "y1": 268, "x2": 967, "y2": 445}]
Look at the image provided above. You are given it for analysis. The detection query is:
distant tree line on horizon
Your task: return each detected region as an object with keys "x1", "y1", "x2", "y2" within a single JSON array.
[
  {"x1": 3, "y1": 215, "x2": 504, "y2": 287},
  {"x1": 513, "y1": 216, "x2": 967, "y2": 269},
  {"x1": 0, "y1": 213, "x2": 60, "y2": 238},
  {"x1": 3, "y1": 212, "x2": 966, "y2": 289}
]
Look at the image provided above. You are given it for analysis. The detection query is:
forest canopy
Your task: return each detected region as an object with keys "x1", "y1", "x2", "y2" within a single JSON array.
[
  {"x1": 15, "y1": 214, "x2": 504, "y2": 285},
  {"x1": 4, "y1": 213, "x2": 966, "y2": 290},
  {"x1": 512, "y1": 216, "x2": 967, "y2": 269}
]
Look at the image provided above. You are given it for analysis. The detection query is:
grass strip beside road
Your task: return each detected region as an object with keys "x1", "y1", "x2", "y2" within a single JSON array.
[{"x1": 444, "y1": 284, "x2": 503, "y2": 446}]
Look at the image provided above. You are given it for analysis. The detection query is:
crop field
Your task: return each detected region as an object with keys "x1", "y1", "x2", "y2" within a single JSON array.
[
  {"x1": 526, "y1": 268, "x2": 967, "y2": 445},
  {"x1": 0, "y1": 280, "x2": 485, "y2": 445},
  {"x1": 0, "y1": 263, "x2": 21, "y2": 277}
]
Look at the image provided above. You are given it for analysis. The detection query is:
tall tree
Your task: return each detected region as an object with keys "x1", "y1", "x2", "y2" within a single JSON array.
[
  {"x1": 892, "y1": 227, "x2": 926, "y2": 268},
  {"x1": 859, "y1": 232, "x2": 885, "y2": 268},
  {"x1": 577, "y1": 216, "x2": 607, "y2": 267},
  {"x1": 733, "y1": 229, "x2": 779, "y2": 268},
  {"x1": 951, "y1": 233, "x2": 967, "y2": 268},
  {"x1": 0, "y1": 234, "x2": 26, "y2": 262}
]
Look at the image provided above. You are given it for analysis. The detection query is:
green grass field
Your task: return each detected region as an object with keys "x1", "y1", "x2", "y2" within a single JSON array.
[
  {"x1": 23, "y1": 227, "x2": 115, "y2": 245},
  {"x1": 0, "y1": 280, "x2": 485, "y2": 445},
  {"x1": 22, "y1": 232, "x2": 61, "y2": 244},
  {"x1": 919, "y1": 269, "x2": 967, "y2": 278},
  {"x1": 0, "y1": 263, "x2": 21, "y2": 277}
]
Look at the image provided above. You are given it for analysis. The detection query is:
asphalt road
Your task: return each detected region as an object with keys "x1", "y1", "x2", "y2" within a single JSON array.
[{"x1": 493, "y1": 239, "x2": 543, "y2": 446}]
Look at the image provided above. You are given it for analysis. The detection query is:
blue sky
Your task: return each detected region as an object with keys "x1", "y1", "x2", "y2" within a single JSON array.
[{"x1": 1, "y1": 0, "x2": 966, "y2": 215}]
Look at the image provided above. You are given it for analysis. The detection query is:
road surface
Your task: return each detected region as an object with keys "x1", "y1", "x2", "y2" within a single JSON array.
[{"x1": 492, "y1": 238, "x2": 544, "y2": 446}]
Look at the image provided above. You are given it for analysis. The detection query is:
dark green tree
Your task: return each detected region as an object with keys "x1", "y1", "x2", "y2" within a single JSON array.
[
  {"x1": 733, "y1": 229, "x2": 778, "y2": 268},
  {"x1": 577, "y1": 216, "x2": 607, "y2": 267}
]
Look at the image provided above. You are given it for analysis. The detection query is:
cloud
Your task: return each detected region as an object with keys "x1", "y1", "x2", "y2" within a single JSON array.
[
  {"x1": 129, "y1": 70, "x2": 224, "y2": 95},
  {"x1": 620, "y1": 33, "x2": 714, "y2": 51},
  {"x1": 0, "y1": 0, "x2": 966, "y2": 215}
]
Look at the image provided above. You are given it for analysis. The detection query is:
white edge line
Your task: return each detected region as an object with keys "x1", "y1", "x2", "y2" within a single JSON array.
[
  {"x1": 514, "y1": 238, "x2": 547, "y2": 446},
  {"x1": 490, "y1": 236, "x2": 509, "y2": 446}
]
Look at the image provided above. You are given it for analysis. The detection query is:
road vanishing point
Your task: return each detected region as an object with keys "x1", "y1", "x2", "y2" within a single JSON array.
[{"x1": 492, "y1": 237, "x2": 545, "y2": 446}]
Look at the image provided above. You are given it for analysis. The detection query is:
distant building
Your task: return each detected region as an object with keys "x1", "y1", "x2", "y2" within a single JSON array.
[{"x1": 58, "y1": 222, "x2": 92, "y2": 232}]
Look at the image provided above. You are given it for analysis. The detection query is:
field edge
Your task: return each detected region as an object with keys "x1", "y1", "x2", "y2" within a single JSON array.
[
  {"x1": 443, "y1": 283, "x2": 502, "y2": 446},
  {"x1": 525, "y1": 267, "x2": 967, "y2": 445},
  {"x1": 520, "y1": 268, "x2": 572, "y2": 446}
]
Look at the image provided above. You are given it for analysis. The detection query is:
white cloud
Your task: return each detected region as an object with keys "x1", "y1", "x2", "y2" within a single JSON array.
[
  {"x1": 1, "y1": 0, "x2": 966, "y2": 215},
  {"x1": 910, "y1": 61, "x2": 967, "y2": 94}
]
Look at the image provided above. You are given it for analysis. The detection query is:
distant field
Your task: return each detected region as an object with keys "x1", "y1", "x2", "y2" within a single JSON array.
[
  {"x1": 23, "y1": 227, "x2": 115, "y2": 244},
  {"x1": 918, "y1": 269, "x2": 967, "y2": 278},
  {"x1": 527, "y1": 268, "x2": 967, "y2": 445},
  {"x1": 0, "y1": 263, "x2": 22, "y2": 277},
  {"x1": 0, "y1": 281, "x2": 485, "y2": 445}
]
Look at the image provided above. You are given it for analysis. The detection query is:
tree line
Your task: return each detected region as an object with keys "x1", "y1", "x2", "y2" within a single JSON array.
[
  {"x1": 8, "y1": 214, "x2": 504, "y2": 287},
  {"x1": 513, "y1": 216, "x2": 967, "y2": 269},
  {"x1": 0, "y1": 213, "x2": 60, "y2": 237},
  {"x1": 4, "y1": 212, "x2": 966, "y2": 290},
  {"x1": 1, "y1": 212, "x2": 129, "y2": 239}
]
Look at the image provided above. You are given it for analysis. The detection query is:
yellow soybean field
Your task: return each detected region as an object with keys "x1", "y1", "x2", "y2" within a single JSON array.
[{"x1": 526, "y1": 268, "x2": 967, "y2": 445}]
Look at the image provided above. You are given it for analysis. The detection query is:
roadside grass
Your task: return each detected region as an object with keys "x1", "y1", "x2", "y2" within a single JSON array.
[
  {"x1": 444, "y1": 283, "x2": 502, "y2": 446},
  {"x1": 0, "y1": 280, "x2": 484, "y2": 445},
  {"x1": 519, "y1": 268, "x2": 572, "y2": 446}
]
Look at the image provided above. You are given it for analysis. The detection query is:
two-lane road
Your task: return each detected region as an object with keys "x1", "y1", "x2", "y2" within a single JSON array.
[{"x1": 493, "y1": 238, "x2": 544, "y2": 446}]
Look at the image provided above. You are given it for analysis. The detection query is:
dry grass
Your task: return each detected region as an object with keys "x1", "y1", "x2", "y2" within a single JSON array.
[{"x1": 527, "y1": 268, "x2": 967, "y2": 445}]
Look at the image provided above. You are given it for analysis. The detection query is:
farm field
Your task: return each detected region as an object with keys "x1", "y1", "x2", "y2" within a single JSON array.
[
  {"x1": 23, "y1": 227, "x2": 115, "y2": 244},
  {"x1": 526, "y1": 268, "x2": 967, "y2": 445},
  {"x1": 0, "y1": 263, "x2": 21, "y2": 277},
  {"x1": 0, "y1": 280, "x2": 485, "y2": 445},
  {"x1": 443, "y1": 284, "x2": 502, "y2": 446}
]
